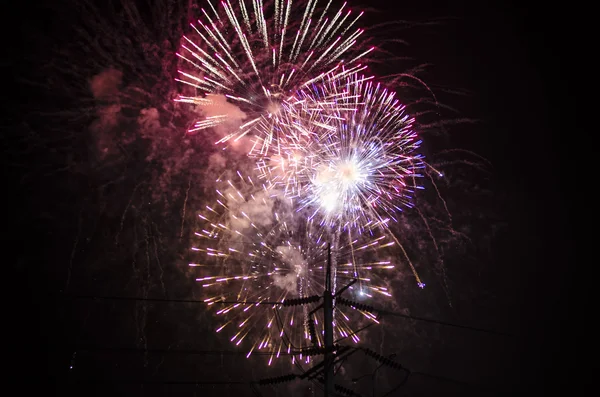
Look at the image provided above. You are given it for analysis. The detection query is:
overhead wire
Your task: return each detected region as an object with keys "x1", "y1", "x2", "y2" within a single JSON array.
[
  {"x1": 57, "y1": 293, "x2": 516, "y2": 337},
  {"x1": 58, "y1": 291, "x2": 514, "y2": 394}
]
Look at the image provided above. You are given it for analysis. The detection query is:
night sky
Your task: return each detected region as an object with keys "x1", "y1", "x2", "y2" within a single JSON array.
[{"x1": 7, "y1": 0, "x2": 572, "y2": 396}]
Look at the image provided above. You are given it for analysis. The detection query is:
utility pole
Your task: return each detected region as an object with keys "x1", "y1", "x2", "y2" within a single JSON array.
[
  {"x1": 260, "y1": 243, "x2": 362, "y2": 396},
  {"x1": 255, "y1": 239, "x2": 405, "y2": 397},
  {"x1": 323, "y1": 243, "x2": 335, "y2": 397}
]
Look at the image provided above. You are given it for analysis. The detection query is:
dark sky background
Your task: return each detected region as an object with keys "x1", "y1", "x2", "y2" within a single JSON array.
[{"x1": 6, "y1": 0, "x2": 572, "y2": 396}]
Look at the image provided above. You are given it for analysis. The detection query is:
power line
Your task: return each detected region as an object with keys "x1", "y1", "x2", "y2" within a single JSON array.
[
  {"x1": 377, "y1": 369, "x2": 497, "y2": 396},
  {"x1": 377, "y1": 310, "x2": 516, "y2": 338},
  {"x1": 66, "y1": 369, "x2": 497, "y2": 390},
  {"x1": 379, "y1": 369, "x2": 411, "y2": 397},
  {"x1": 70, "y1": 379, "x2": 250, "y2": 385},
  {"x1": 58, "y1": 293, "x2": 282, "y2": 306},
  {"x1": 58, "y1": 297, "x2": 506, "y2": 395},
  {"x1": 72, "y1": 346, "x2": 318, "y2": 356},
  {"x1": 57, "y1": 293, "x2": 516, "y2": 337},
  {"x1": 71, "y1": 374, "x2": 307, "y2": 387}
]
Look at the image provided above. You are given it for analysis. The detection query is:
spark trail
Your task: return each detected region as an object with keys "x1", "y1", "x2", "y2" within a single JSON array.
[
  {"x1": 261, "y1": 72, "x2": 441, "y2": 226},
  {"x1": 175, "y1": 0, "x2": 373, "y2": 155},
  {"x1": 254, "y1": 71, "x2": 444, "y2": 285},
  {"x1": 190, "y1": 171, "x2": 396, "y2": 364}
]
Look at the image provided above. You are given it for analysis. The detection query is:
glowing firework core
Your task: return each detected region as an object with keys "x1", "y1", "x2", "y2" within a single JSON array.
[
  {"x1": 314, "y1": 156, "x2": 369, "y2": 214},
  {"x1": 266, "y1": 101, "x2": 283, "y2": 118}
]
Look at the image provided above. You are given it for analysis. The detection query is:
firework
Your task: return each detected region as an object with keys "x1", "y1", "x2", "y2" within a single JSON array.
[
  {"x1": 175, "y1": 0, "x2": 373, "y2": 155},
  {"x1": 190, "y1": 172, "x2": 396, "y2": 364},
  {"x1": 259, "y1": 72, "x2": 440, "y2": 233}
]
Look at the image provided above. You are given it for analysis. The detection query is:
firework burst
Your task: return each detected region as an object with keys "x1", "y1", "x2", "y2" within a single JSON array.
[
  {"x1": 175, "y1": 0, "x2": 373, "y2": 154},
  {"x1": 257, "y1": 72, "x2": 442, "y2": 233},
  {"x1": 190, "y1": 172, "x2": 396, "y2": 363}
]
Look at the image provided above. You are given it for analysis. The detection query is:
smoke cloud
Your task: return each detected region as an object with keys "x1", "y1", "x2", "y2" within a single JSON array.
[
  {"x1": 271, "y1": 245, "x2": 308, "y2": 295},
  {"x1": 226, "y1": 186, "x2": 276, "y2": 232},
  {"x1": 89, "y1": 68, "x2": 123, "y2": 100},
  {"x1": 88, "y1": 70, "x2": 124, "y2": 159},
  {"x1": 193, "y1": 94, "x2": 248, "y2": 144}
]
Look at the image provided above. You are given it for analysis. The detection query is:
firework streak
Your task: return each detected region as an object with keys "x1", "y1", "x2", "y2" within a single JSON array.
[
  {"x1": 256, "y1": 72, "x2": 426, "y2": 229},
  {"x1": 182, "y1": 0, "x2": 437, "y2": 362},
  {"x1": 175, "y1": 0, "x2": 373, "y2": 154},
  {"x1": 191, "y1": 174, "x2": 396, "y2": 363}
]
